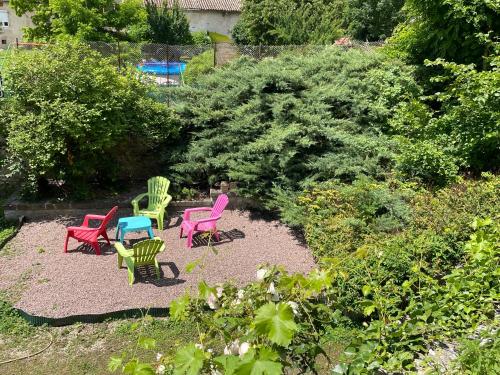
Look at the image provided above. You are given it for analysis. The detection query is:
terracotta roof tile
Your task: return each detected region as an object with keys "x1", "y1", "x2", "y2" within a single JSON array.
[{"x1": 164, "y1": 0, "x2": 241, "y2": 12}]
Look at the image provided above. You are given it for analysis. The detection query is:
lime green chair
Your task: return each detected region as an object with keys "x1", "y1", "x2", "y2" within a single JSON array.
[
  {"x1": 115, "y1": 237, "x2": 165, "y2": 286},
  {"x1": 132, "y1": 177, "x2": 172, "y2": 231}
]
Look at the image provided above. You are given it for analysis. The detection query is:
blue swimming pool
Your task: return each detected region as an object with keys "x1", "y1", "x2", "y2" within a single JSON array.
[{"x1": 137, "y1": 61, "x2": 187, "y2": 75}]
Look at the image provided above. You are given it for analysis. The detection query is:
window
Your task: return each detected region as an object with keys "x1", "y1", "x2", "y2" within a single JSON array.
[
  {"x1": 0, "y1": 10, "x2": 9, "y2": 28},
  {"x1": 1, "y1": 39, "x2": 6, "y2": 45}
]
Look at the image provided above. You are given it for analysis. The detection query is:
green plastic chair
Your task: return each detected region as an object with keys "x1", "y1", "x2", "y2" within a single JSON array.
[
  {"x1": 115, "y1": 237, "x2": 166, "y2": 286},
  {"x1": 132, "y1": 177, "x2": 172, "y2": 231}
]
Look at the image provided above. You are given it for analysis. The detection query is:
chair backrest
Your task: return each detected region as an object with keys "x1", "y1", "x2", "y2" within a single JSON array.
[
  {"x1": 99, "y1": 206, "x2": 118, "y2": 230},
  {"x1": 148, "y1": 176, "x2": 171, "y2": 209},
  {"x1": 133, "y1": 238, "x2": 165, "y2": 263},
  {"x1": 211, "y1": 194, "x2": 229, "y2": 218}
]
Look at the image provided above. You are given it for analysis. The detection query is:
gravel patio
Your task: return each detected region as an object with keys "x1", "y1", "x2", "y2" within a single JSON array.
[{"x1": 0, "y1": 209, "x2": 315, "y2": 318}]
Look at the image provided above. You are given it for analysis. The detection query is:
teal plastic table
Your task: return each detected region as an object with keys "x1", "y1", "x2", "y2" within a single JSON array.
[{"x1": 116, "y1": 216, "x2": 154, "y2": 243}]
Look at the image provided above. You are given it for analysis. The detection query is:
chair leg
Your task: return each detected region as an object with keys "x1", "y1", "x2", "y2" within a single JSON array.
[
  {"x1": 102, "y1": 231, "x2": 111, "y2": 245},
  {"x1": 214, "y1": 230, "x2": 220, "y2": 242},
  {"x1": 187, "y1": 231, "x2": 193, "y2": 248},
  {"x1": 127, "y1": 266, "x2": 135, "y2": 286},
  {"x1": 118, "y1": 254, "x2": 123, "y2": 269},
  {"x1": 91, "y1": 242, "x2": 101, "y2": 256},
  {"x1": 64, "y1": 234, "x2": 70, "y2": 253},
  {"x1": 180, "y1": 227, "x2": 184, "y2": 238},
  {"x1": 157, "y1": 213, "x2": 164, "y2": 231},
  {"x1": 155, "y1": 259, "x2": 160, "y2": 279},
  {"x1": 147, "y1": 227, "x2": 154, "y2": 239}
]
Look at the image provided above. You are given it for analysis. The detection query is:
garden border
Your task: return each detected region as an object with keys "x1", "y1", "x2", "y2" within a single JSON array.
[
  {"x1": 0, "y1": 216, "x2": 25, "y2": 251},
  {"x1": 15, "y1": 306, "x2": 170, "y2": 327}
]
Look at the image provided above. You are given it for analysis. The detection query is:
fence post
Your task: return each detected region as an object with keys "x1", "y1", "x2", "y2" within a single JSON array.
[
  {"x1": 213, "y1": 43, "x2": 217, "y2": 67},
  {"x1": 258, "y1": 44, "x2": 262, "y2": 60},
  {"x1": 117, "y1": 40, "x2": 121, "y2": 71}
]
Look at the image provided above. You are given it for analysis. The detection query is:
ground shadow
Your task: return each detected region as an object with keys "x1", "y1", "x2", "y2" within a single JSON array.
[
  {"x1": 132, "y1": 262, "x2": 186, "y2": 287},
  {"x1": 68, "y1": 241, "x2": 116, "y2": 256},
  {"x1": 188, "y1": 228, "x2": 246, "y2": 248}
]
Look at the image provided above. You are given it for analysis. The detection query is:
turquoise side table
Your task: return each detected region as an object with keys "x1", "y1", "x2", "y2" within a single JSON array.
[{"x1": 116, "y1": 216, "x2": 154, "y2": 244}]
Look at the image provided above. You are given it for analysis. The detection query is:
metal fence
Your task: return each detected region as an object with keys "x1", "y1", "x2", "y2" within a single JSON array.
[{"x1": 1, "y1": 40, "x2": 384, "y2": 89}]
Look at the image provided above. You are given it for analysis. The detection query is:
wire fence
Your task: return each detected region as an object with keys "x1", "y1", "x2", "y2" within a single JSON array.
[{"x1": 1, "y1": 40, "x2": 384, "y2": 89}]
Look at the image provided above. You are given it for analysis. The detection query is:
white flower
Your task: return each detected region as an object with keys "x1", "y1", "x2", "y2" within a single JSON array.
[
  {"x1": 207, "y1": 293, "x2": 219, "y2": 310},
  {"x1": 287, "y1": 301, "x2": 300, "y2": 316},
  {"x1": 195, "y1": 343, "x2": 204, "y2": 350},
  {"x1": 156, "y1": 364, "x2": 166, "y2": 375},
  {"x1": 256, "y1": 268, "x2": 268, "y2": 281},
  {"x1": 216, "y1": 286, "x2": 224, "y2": 298},
  {"x1": 267, "y1": 282, "x2": 280, "y2": 302},
  {"x1": 239, "y1": 342, "x2": 250, "y2": 357},
  {"x1": 156, "y1": 353, "x2": 163, "y2": 362},
  {"x1": 211, "y1": 370, "x2": 222, "y2": 375},
  {"x1": 237, "y1": 289, "x2": 245, "y2": 299},
  {"x1": 224, "y1": 339, "x2": 240, "y2": 355},
  {"x1": 207, "y1": 348, "x2": 213, "y2": 353}
]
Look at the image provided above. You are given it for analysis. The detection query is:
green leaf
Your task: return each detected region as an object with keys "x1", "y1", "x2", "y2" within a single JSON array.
[
  {"x1": 123, "y1": 360, "x2": 156, "y2": 375},
  {"x1": 214, "y1": 355, "x2": 240, "y2": 375},
  {"x1": 254, "y1": 302, "x2": 298, "y2": 346},
  {"x1": 235, "y1": 359, "x2": 282, "y2": 375},
  {"x1": 185, "y1": 260, "x2": 201, "y2": 273},
  {"x1": 362, "y1": 285, "x2": 372, "y2": 297},
  {"x1": 174, "y1": 344, "x2": 205, "y2": 375},
  {"x1": 108, "y1": 356, "x2": 123, "y2": 372},
  {"x1": 170, "y1": 294, "x2": 190, "y2": 321},
  {"x1": 138, "y1": 337, "x2": 156, "y2": 350}
]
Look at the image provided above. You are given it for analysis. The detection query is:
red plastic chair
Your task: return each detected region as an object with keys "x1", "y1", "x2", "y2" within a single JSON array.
[
  {"x1": 64, "y1": 206, "x2": 118, "y2": 255},
  {"x1": 180, "y1": 194, "x2": 229, "y2": 248}
]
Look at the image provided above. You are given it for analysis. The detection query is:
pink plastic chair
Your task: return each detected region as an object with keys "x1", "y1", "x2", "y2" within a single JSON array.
[
  {"x1": 64, "y1": 206, "x2": 118, "y2": 255},
  {"x1": 180, "y1": 194, "x2": 229, "y2": 248}
]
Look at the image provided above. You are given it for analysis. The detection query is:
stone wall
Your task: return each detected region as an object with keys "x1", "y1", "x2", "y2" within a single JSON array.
[
  {"x1": 185, "y1": 10, "x2": 239, "y2": 36},
  {"x1": 3, "y1": 190, "x2": 260, "y2": 220}
]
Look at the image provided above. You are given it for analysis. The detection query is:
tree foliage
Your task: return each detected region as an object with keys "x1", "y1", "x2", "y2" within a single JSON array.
[
  {"x1": 344, "y1": 0, "x2": 404, "y2": 41},
  {"x1": 388, "y1": 0, "x2": 500, "y2": 66},
  {"x1": 144, "y1": 0, "x2": 193, "y2": 44},
  {"x1": 0, "y1": 42, "x2": 179, "y2": 197},
  {"x1": 9, "y1": 0, "x2": 147, "y2": 41},
  {"x1": 232, "y1": 0, "x2": 345, "y2": 45}
]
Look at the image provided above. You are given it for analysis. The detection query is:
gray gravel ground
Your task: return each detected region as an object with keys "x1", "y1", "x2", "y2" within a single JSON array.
[{"x1": 0, "y1": 209, "x2": 315, "y2": 318}]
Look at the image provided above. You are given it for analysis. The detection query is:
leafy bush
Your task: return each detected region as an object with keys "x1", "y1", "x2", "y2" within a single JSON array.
[
  {"x1": 387, "y1": 0, "x2": 500, "y2": 66},
  {"x1": 344, "y1": 0, "x2": 404, "y2": 41},
  {"x1": 144, "y1": 0, "x2": 193, "y2": 44},
  {"x1": 0, "y1": 42, "x2": 179, "y2": 197},
  {"x1": 171, "y1": 47, "x2": 420, "y2": 199},
  {"x1": 183, "y1": 50, "x2": 215, "y2": 84},
  {"x1": 110, "y1": 215, "x2": 499, "y2": 374},
  {"x1": 191, "y1": 31, "x2": 212, "y2": 46},
  {"x1": 391, "y1": 57, "x2": 500, "y2": 182}
]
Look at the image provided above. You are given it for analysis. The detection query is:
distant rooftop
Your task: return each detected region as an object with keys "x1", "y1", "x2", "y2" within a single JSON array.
[{"x1": 164, "y1": 0, "x2": 241, "y2": 12}]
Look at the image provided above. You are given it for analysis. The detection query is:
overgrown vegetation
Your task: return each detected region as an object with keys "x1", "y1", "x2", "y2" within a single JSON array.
[
  {"x1": 171, "y1": 47, "x2": 419, "y2": 200},
  {"x1": 0, "y1": 42, "x2": 180, "y2": 198}
]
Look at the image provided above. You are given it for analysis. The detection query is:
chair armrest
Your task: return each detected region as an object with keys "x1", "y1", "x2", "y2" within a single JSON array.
[
  {"x1": 183, "y1": 207, "x2": 212, "y2": 220},
  {"x1": 83, "y1": 214, "x2": 105, "y2": 227},
  {"x1": 67, "y1": 226, "x2": 97, "y2": 232},
  {"x1": 193, "y1": 215, "x2": 221, "y2": 230},
  {"x1": 159, "y1": 194, "x2": 173, "y2": 209},
  {"x1": 115, "y1": 242, "x2": 134, "y2": 258},
  {"x1": 132, "y1": 193, "x2": 149, "y2": 211}
]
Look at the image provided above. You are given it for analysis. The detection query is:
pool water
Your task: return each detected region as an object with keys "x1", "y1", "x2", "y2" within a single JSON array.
[{"x1": 137, "y1": 61, "x2": 187, "y2": 75}]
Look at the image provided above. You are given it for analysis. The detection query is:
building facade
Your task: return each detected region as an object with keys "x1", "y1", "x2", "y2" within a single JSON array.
[
  {"x1": 0, "y1": 0, "x2": 241, "y2": 49},
  {"x1": 0, "y1": 0, "x2": 33, "y2": 48}
]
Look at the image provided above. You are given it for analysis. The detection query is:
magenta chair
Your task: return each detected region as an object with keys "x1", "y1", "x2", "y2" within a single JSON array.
[{"x1": 180, "y1": 194, "x2": 229, "y2": 248}]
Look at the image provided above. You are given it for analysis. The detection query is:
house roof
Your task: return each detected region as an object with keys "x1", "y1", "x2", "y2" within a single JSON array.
[{"x1": 165, "y1": 0, "x2": 241, "y2": 12}]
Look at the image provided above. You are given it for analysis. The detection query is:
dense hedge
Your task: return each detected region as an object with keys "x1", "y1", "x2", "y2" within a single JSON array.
[
  {"x1": 0, "y1": 42, "x2": 180, "y2": 198},
  {"x1": 171, "y1": 47, "x2": 420, "y2": 200}
]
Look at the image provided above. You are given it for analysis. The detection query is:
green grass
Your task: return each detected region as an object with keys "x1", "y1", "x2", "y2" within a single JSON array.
[{"x1": 208, "y1": 32, "x2": 232, "y2": 43}]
